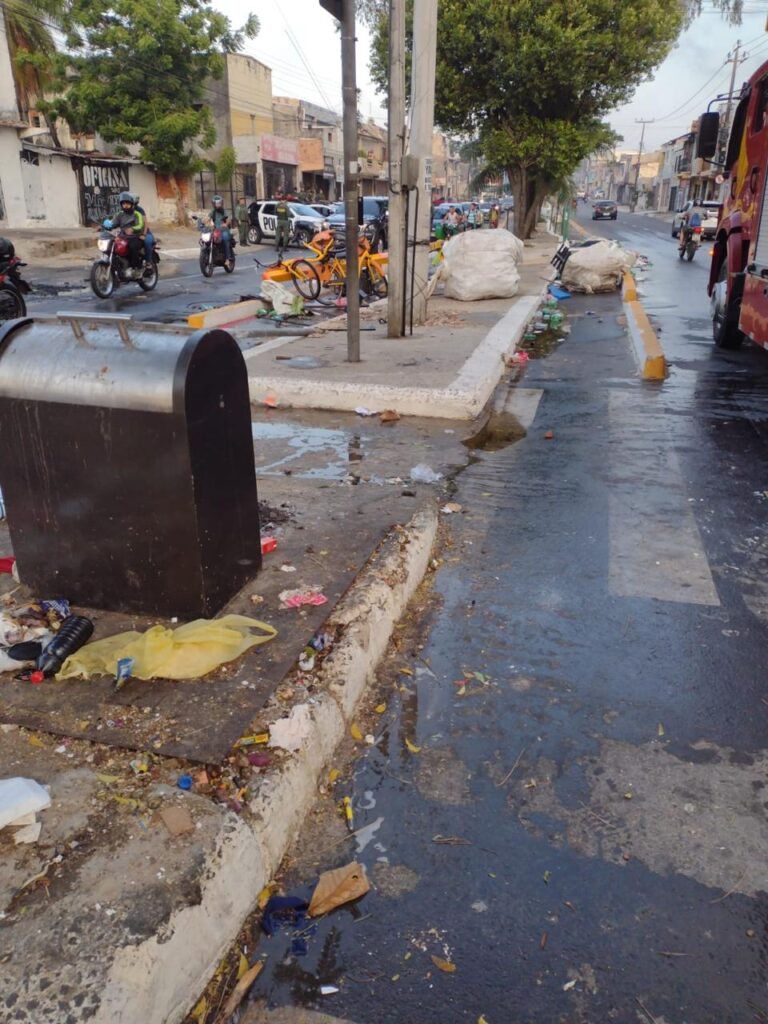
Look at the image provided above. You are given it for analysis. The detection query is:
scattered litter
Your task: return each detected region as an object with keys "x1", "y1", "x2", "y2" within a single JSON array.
[
  {"x1": 471, "y1": 900, "x2": 488, "y2": 913},
  {"x1": 505, "y1": 350, "x2": 530, "y2": 366},
  {"x1": 261, "y1": 895, "x2": 310, "y2": 936},
  {"x1": 309, "y1": 861, "x2": 370, "y2": 916},
  {"x1": 355, "y1": 406, "x2": 377, "y2": 417},
  {"x1": 0, "y1": 777, "x2": 51, "y2": 830},
  {"x1": 177, "y1": 774, "x2": 193, "y2": 791},
  {"x1": 350, "y1": 722, "x2": 363, "y2": 741},
  {"x1": 543, "y1": 870, "x2": 552, "y2": 884},
  {"x1": 269, "y1": 703, "x2": 313, "y2": 752},
  {"x1": 299, "y1": 649, "x2": 316, "y2": 672},
  {"x1": 548, "y1": 284, "x2": 571, "y2": 300},
  {"x1": 563, "y1": 979, "x2": 577, "y2": 992},
  {"x1": 279, "y1": 564, "x2": 297, "y2": 573},
  {"x1": 14, "y1": 821, "x2": 42, "y2": 845},
  {"x1": 657, "y1": 723, "x2": 665, "y2": 737},
  {"x1": 440, "y1": 502, "x2": 462, "y2": 514},
  {"x1": 58, "y1": 615, "x2": 277, "y2": 681},
  {"x1": 544, "y1": 430, "x2": 554, "y2": 440},
  {"x1": 320, "y1": 986, "x2": 340, "y2": 996},
  {"x1": 264, "y1": 394, "x2": 279, "y2": 408},
  {"x1": 279, "y1": 587, "x2": 328, "y2": 609},
  {"x1": 431, "y1": 955, "x2": 457, "y2": 973},
  {"x1": 219, "y1": 961, "x2": 265, "y2": 1020},
  {"x1": 260, "y1": 536, "x2": 278, "y2": 555},
  {"x1": 248, "y1": 753, "x2": 271, "y2": 767},
  {"x1": 432, "y1": 834, "x2": 472, "y2": 845},
  {"x1": 379, "y1": 409, "x2": 401, "y2": 424},
  {"x1": 410, "y1": 464, "x2": 443, "y2": 484},
  {"x1": 114, "y1": 656, "x2": 134, "y2": 692},
  {"x1": 234, "y1": 733, "x2": 269, "y2": 747},
  {"x1": 343, "y1": 795, "x2": 355, "y2": 831},
  {"x1": 159, "y1": 805, "x2": 194, "y2": 837},
  {"x1": 405, "y1": 738, "x2": 421, "y2": 753}
]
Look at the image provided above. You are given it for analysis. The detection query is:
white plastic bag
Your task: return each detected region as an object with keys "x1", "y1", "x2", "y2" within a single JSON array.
[
  {"x1": 0, "y1": 777, "x2": 51, "y2": 830},
  {"x1": 561, "y1": 240, "x2": 635, "y2": 294},
  {"x1": 260, "y1": 279, "x2": 304, "y2": 316},
  {"x1": 439, "y1": 229, "x2": 523, "y2": 301}
]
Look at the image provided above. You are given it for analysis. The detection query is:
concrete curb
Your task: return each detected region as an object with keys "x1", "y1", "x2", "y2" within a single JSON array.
[
  {"x1": 622, "y1": 272, "x2": 667, "y2": 381},
  {"x1": 92, "y1": 509, "x2": 438, "y2": 1024},
  {"x1": 245, "y1": 293, "x2": 543, "y2": 420}
]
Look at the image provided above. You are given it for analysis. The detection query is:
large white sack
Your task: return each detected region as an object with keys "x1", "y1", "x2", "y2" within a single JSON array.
[
  {"x1": 440, "y1": 228, "x2": 523, "y2": 301},
  {"x1": 561, "y1": 239, "x2": 635, "y2": 294}
]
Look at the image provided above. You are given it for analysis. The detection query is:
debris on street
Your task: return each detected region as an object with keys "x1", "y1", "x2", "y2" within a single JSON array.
[
  {"x1": 268, "y1": 703, "x2": 313, "y2": 752},
  {"x1": 308, "y1": 861, "x2": 370, "y2": 917},
  {"x1": 57, "y1": 615, "x2": 277, "y2": 680}
]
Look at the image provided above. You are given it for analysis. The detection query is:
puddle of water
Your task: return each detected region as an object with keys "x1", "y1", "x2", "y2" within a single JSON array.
[
  {"x1": 463, "y1": 411, "x2": 527, "y2": 452},
  {"x1": 519, "y1": 328, "x2": 565, "y2": 358},
  {"x1": 251, "y1": 420, "x2": 366, "y2": 479}
]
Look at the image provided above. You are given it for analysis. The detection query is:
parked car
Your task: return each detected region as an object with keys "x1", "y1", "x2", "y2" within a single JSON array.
[
  {"x1": 248, "y1": 201, "x2": 328, "y2": 246},
  {"x1": 310, "y1": 202, "x2": 335, "y2": 218},
  {"x1": 671, "y1": 200, "x2": 720, "y2": 239},
  {"x1": 328, "y1": 196, "x2": 388, "y2": 235},
  {"x1": 592, "y1": 200, "x2": 617, "y2": 220}
]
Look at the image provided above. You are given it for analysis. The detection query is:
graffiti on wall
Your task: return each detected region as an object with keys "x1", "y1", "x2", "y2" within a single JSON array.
[{"x1": 79, "y1": 162, "x2": 130, "y2": 225}]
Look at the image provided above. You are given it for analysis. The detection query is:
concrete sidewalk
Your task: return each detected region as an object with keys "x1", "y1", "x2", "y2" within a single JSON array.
[{"x1": 242, "y1": 232, "x2": 557, "y2": 420}]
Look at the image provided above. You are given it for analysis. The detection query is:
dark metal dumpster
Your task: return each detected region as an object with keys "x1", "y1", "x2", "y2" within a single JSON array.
[{"x1": 0, "y1": 313, "x2": 261, "y2": 618}]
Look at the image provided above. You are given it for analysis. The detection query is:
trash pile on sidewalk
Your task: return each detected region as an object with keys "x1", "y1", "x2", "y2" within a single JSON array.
[
  {"x1": 431, "y1": 227, "x2": 525, "y2": 301},
  {"x1": 560, "y1": 239, "x2": 635, "y2": 294},
  {"x1": 0, "y1": 776, "x2": 50, "y2": 845},
  {"x1": 507, "y1": 287, "x2": 571, "y2": 366}
]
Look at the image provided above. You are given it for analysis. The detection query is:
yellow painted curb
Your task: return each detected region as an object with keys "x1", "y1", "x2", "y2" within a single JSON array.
[
  {"x1": 570, "y1": 221, "x2": 589, "y2": 238},
  {"x1": 625, "y1": 297, "x2": 667, "y2": 381},
  {"x1": 188, "y1": 299, "x2": 264, "y2": 330},
  {"x1": 622, "y1": 271, "x2": 637, "y2": 302}
]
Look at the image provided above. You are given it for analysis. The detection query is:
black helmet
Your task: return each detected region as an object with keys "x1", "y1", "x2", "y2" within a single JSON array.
[
  {"x1": 118, "y1": 191, "x2": 134, "y2": 206},
  {"x1": 0, "y1": 237, "x2": 15, "y2": 261}
]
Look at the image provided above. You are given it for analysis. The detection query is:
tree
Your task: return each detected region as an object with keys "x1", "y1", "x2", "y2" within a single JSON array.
[
  {"x1": 43, "y1": 0, "x2": 258, "y2": 215},
  {"x1": 369, "y1": 0, "x2": 741, "y2": 236},
  {"x1": 1, "y1": 0, "x2": 69, "y2": 144}
]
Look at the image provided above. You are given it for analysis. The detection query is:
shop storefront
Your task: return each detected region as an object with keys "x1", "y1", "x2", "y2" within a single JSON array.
[{"x1": 261, "y1": 133, "x2": 299, "y2": 198}]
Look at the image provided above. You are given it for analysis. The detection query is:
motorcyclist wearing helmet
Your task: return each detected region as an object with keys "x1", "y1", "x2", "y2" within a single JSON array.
[
  {"x1": 208, "y1": 195, "x2": 233, "y2": 264},
  {"x1": 103, "y1": 191, "x2": 145, "y2": 268},
  {"x1": 132, "y1": 194, "x2": 156, "y2": 267}
]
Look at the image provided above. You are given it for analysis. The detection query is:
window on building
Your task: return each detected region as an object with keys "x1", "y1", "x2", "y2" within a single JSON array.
[
  {"x1": 328, "y1": 132, "x2": 332, "y2": 142},
  {"x1": 29, "y1": 111, "x2": 42, "y2": 128}
]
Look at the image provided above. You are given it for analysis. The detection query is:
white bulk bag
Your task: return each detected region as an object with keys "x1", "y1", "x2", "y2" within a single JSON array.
[
  {"x1": 561, "y1": 239, "x2": 635, "y2": 294},
  {"x1": 439, "y1": 228, "x2": 523, "y2": 301}
]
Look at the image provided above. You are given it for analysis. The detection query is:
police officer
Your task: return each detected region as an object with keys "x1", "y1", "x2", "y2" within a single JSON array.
[{"x1": 275, "y1": 194, "x2": 291, "y2": 257}]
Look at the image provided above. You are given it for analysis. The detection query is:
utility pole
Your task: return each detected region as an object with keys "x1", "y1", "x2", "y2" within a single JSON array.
[
  {"x1": 340, "y1": 0, "x2": 360, "y2": 362},
  {"x1": 405, "y1": 0, "x2": 438, "y2": 327},
  {"x1": 631, "y1": 118, "x2": 654, "y2": 212},
  {"x1": 387, "y1": 0, "x2": 407, "y2": 338},
  {"x1": 723, "y1": 39, "x2": 742, "y2": 136}
]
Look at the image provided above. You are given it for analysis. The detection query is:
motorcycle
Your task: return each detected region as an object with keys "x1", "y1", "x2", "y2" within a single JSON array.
[
  {"x1": 90, "y1": 225, "x2": 159, "y2": 299},
  {"x1": 0, "y1": 239, "x2": 30, "y2": 320},
  {"x1": 199, "y1": 224, "x2": 236, "y2": 277},
  {"x1": 679, "y1": 225, "x2": 702, "y2": 262}
]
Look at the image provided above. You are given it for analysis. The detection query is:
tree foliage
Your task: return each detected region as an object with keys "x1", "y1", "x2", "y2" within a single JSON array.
[
  {"x1": 371, "y1": 0, "x2": 690, "y2": 234},
  {"x1": 1, "y1": 0, "x2": 69, "y2": 121},
  {"x1": 42, "y1": 0, "x2": 258, "y2": 175}
]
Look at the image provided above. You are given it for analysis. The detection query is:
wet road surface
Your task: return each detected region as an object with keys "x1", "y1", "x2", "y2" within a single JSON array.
[{"x1": 234, "y1": 212, "x2": 768, "y2": 1024}]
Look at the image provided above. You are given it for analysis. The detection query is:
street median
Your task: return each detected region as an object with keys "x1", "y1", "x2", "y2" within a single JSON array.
[{"x1": 623, "y1": 272, "x2": 667, "y2": 381}]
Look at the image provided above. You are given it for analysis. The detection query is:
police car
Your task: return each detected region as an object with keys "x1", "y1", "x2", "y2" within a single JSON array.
[{"x1": 247, "y1": 201, "x2": 328, "y2": 246}]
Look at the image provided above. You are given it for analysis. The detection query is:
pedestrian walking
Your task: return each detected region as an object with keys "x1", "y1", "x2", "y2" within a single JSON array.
[
  {"x1": 467, "y1": 203, "x2": 478, "y2": 229},
  {"x1": 490, "y1": 204, "x2": 500, "y2": 229},
  {"x1": 275, "y1": 194, "x2": 291, "y2": 256},
  {"x1": 476, "y1": 205, "x2": 484, "y2": 229},
  {"x1": 236, "y1": 196, "x2": 249, "y2": 246}
]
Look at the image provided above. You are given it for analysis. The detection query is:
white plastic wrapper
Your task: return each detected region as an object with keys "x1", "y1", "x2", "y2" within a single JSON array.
[
  {"x1": 439, "y1": 229, "x2": 523, "y2": 301},
  {"x1": 561, "y1": 240, "x2": 636, "y2": 294},
  {"x1": 260, "y1": 278, "x2": 304, "y2": 315}
]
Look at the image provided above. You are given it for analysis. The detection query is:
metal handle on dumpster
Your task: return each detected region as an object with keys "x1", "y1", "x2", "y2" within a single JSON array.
[{"x1": 56, "y1": 312, "x2": 135, "y2": 348}]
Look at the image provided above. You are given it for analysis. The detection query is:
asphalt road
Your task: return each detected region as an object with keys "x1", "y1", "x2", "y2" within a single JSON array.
[
  {"x1": 237, "y1": 209, "x2": 768, "y2": 1023},
  {"x1": 23, "y1": 239, "x2": 291, "y2": 324}
]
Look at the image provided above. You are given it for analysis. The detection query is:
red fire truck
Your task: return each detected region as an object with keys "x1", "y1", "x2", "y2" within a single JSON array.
[{"x1": 698, "y1": 69, "x2": 768, "y2": 348}]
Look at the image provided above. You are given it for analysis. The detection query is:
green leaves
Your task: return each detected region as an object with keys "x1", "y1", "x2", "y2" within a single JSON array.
[{"x1": 45, "y1": 0, "x2": 258, "y2": 175}]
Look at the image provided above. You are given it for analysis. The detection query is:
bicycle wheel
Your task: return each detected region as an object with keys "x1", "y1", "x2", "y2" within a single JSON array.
[
  {"x1": 368, "y1": 264, "x2": 388, "y2": 298},
  {"x1": 291, "y1": 259, "x2": 320, "y2": 300},
  {"x1": 317, "y1": 265, "x2": 347, "y2": 305}
]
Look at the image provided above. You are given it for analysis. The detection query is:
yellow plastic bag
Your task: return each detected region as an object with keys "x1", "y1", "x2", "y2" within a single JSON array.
[{"x1": 58, "y1": 615, "x2": 277, "y2": 681}]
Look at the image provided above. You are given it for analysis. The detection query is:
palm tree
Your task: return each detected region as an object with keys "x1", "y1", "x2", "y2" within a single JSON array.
[{"x1": 1, "y1": 0, "x2": 67, "y2": 142}]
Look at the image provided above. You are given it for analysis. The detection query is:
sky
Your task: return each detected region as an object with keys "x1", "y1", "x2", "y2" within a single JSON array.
[
  {"x1": 214, "y1": 0, "x2": 387, "y2": 123},
  {"x1": 610, "y1": 5, "x2": 768, "y2": 153},
  {"x1": 214, "y1": 1, "x2": 768, "y2": 154}
]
